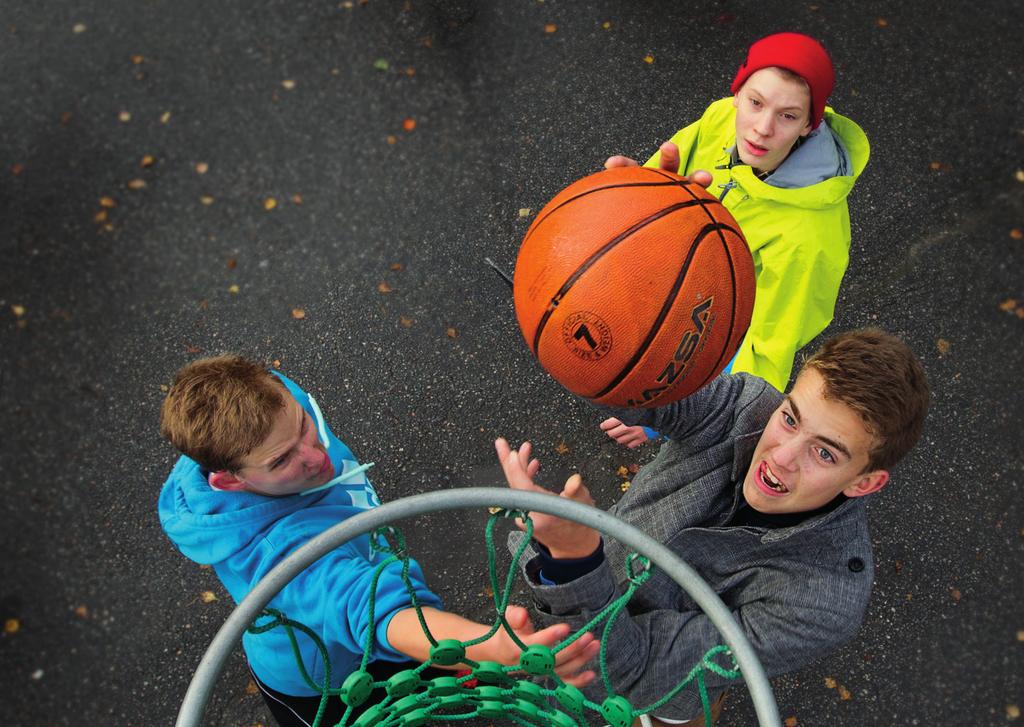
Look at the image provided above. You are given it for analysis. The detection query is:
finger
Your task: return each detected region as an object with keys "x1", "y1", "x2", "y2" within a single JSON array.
[
  {"x1": 604, "y1": 155, "x2": 638, "y2": 169},
  {"x1": 526, "y1": 458, "x2": 540, "y2": 478},
  {"x1": 561, "y1": 669, "x2": 597, "y2": 688},
  {"x1": 495, "y1": 437, "x2": 512, "y2": 463},
  {"x1": 553, "y1": 638, "x2": 601, "y2": 677},
  {"x1": 690, "y1": 169, "x2": 713, "y2": 188},
  {"x1": 518, "y1": 441, "x2": 533, "y2": 470},
  {"x1": 523, "y1": 622, "x2": 571, "y2": 649},
  {"x1": 551, "y1": 631, "x2": 594, "y2": 665},
  {"x1": 658, "y1": 141, "x2": 681, "y2": 174},
  {"x1": 504, "y1": 605, "x2": 534, "y2": 636},
  {"x1": 599, "y1": 417, "x2": 623, "y2": 431}
]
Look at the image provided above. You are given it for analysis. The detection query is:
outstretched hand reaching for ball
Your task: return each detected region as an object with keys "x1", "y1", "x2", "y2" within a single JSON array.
[
  {"x1": 599, "y1": 417, "x2": 650, "y2": 449},
  {"x1": 494, "y1": 438, "x2": 601, "y2": 560},
  {"x1": 604, "y1": 141, "x2": 713, "y2": 189}
]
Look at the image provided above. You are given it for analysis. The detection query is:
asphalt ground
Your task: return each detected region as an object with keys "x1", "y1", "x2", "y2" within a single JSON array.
[{"x1": 1, "y1": 1, "x2": 1022, "y2": 725}]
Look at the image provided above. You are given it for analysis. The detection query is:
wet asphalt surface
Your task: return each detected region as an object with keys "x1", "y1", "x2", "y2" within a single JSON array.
[{"x1": 1, "y1": 1, "x2": 1022, "y2": 725}]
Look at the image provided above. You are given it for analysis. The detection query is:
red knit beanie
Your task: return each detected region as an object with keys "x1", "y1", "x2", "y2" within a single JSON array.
[{"x1": 730, "y1": 32, "x2": 835, "y2": 129}]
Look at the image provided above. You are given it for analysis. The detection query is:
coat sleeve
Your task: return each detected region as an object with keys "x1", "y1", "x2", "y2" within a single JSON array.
[
  {"x1": 731, "y1": 227, "x2": 849, "y2": 391},
  {"x1": 517, "y1": 545, "x2": 868, "y2": 719}
]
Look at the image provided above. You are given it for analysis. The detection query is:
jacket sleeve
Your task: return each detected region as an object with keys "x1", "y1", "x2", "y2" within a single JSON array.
[
  {"x1": 600, "y1": 374, "x2": 772, "y2": 453},
  {"x1": 731, "y1": 229, "x2": 849, "y2": 391},
  {"x1": 517, "y1": 546, "x2": 867, "y2": 719}
]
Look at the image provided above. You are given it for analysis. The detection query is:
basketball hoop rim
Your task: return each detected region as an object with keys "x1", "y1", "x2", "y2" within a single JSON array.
[{"x1": 175, "y1": 487, "x2": 781, "y2": 727}]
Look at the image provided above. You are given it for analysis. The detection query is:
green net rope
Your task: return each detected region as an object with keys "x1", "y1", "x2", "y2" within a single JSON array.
[{"x1": 246, "y1": 509, "x2": 741, "y2": 727}]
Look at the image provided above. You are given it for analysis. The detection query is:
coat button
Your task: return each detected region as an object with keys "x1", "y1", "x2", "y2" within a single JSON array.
[{"x1": 848, "y1": 557, "x2": 865, "y2": 573}]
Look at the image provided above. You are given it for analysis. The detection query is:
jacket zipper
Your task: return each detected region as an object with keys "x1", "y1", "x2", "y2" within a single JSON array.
[{"x1": 718, "y1": 180, "x2": 737, "y2": 202}]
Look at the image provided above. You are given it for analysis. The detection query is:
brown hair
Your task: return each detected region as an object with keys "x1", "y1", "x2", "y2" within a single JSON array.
[
  {"x1": 802, "y1": 329, "x2": 929, "y2": 472},
  {"x1": 159, "y1": 355, "x2": 287, "y2": 472}
]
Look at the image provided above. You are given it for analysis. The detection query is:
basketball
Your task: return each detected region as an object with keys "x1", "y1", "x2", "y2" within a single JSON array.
[{"x1": 513, "y1": 166, "x2": 755, "y2": 408}]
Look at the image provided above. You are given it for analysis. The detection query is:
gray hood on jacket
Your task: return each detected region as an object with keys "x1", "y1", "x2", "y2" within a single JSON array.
[{"x1": 764, "y1": 121, "x2": 852, "y2": 188}]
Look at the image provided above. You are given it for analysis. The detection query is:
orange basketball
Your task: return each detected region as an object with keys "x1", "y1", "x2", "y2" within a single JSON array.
[{"x1": 513, "y1": 166, "x2": 755, "y2": 408}]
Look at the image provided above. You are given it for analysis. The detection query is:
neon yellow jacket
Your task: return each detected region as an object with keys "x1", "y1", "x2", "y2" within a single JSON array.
[{"x1": 647, "y1": 98, "x2": 870, "y2": 391}]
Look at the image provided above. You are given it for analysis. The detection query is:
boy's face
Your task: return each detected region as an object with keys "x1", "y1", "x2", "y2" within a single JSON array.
[
  {"x1": 218, "y1": 398, "x2": 335, "y2": 496},
  {"x1": 742, "y1": 368, "x2": 889, "y2": 515},
  {"x1": 732, "y1": 67, "x2": 813, "y2": 173}
]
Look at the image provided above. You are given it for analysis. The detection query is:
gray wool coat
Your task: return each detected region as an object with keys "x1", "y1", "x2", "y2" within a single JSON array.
[{"x1": 511, "y1": 373, "x2": 875, "y2": 720}]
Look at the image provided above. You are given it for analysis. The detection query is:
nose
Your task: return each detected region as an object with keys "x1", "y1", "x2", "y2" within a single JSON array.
[
  {"x1": 772, "y1": 438, "x2": 800, "y2": 471},
  {"x1": 753, "y1": 114, "x2": 774, "y2": 139},
  {"x1": 299, "y1": 442, "x2": 326, "y2": 470}
]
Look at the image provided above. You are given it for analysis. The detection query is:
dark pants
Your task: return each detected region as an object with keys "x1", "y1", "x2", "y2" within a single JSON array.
[{"x1": 252, "y1": 661, "x2": 447, "y2": 727}]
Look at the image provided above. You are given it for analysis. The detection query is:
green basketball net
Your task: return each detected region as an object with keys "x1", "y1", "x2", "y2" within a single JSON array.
[{"x1": 176, "y1": 488, "x2": 782, "y2": 726}]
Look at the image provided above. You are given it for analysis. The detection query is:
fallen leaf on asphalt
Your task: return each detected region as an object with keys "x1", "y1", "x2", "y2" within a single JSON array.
[
  {"x1": 11, "y1": 304, "x2": 25, "y2": 316},
  {"x1": 130, "y1": 54, "x2": 145, "y2": 65},
  {"x1": 386, "y1": 135, "x2": 398, "y2": 145},
  {"x1": 199, "y1": 591, "x2": 218, "y2": 603},
  {"x1": 876, "y1": 17, "x2": 889, "y2": 27},
  {"x1": 1017, "y1": 630, "x2": 1024, "y2": 642},
  {"x1": 160, "y1": 111, "x2": 171, "y2": 124},
  {"x1": 951, "y1": 587, "x2": 962, "y2": 601},
  {"x1": 11, "y1": 163, "x2": 24, "y2": 175},
  {"x1": 555, "y1": 442, "x2": 570, "y2": 455},
  {"x1": 487, "y1": 507, "x2": 501, "y2": 514},
  {"x1": 824, "y1": 677, "x2": 837, "y2": 689},
  {"x1": 100, "y1": 196, "x2": 116, "y2": 208},
  {"x1": 200, "y1": 195, "x2": 215, "y2": 205},
  {"x1": 602, "y1": 21, "x2": 612, "y2": 29},
  {"x1": 1007, "y1": 704, "x2": 1020, "y2": 719},
  {"x1": 999, "y1": 298, "x2": 1017, "y2": 312},
  {"x1": 377, "y1": 281, "x2": 393, "y2": 294},
  {"x1": 195, "y1": 162, "x2": 209, "y2": 175},
  {"x1": 481, "y1": 584, "x2": 494, "y2": 598},
  {"x1": 399, "y1": 316, "x2": 413, "y2": 328},
  {"x1": 373, "y1": 58, "x2": 390, "y2": 71},
  {"x1": 446, "y1": 326, "x2": 457, "y2": 338},
  {"x1": 894, "y1": 559, "x2": 903, "y2": 574},
  {"x1": 74, "y1": 606, "x2": 88, "y2": 618},
  {"x1": 628, "y1": 463, "x2": 639, "y2": 474},
  {"x1": 60, "y1": 111, "x2": 73, "y2": 125},
  {"x1": 544, "y1": 23, "x2": 557, "y2": 34},
  {"x1": 272, "y1": 359, "x2": 281, "y2": 368},
  {"x1": 281, "y1": 79, "x2": 296, "y2": 90},
  {"x1": 1016, "y1": 169, "x2": 1024, "y2": 183},
  {"x1": 837, "y1": 686, "x2": 852, "y2": 701},
  {"x1": 291, "y1": 194, "x2": 303, "y2": 205},
  {"x1": 518, "y1": 208, "x2": 532, "y2": 218},
  {"x1": 226, "y1": 258, "x2": 237, "y2": 269},
  {"x1": 185, "y1": 344, "x2": 201, "y2": 354},
  {"x1": 5, "y1": 618, "x2": 20, "y2": 634},
  {"x1": 936, "y1": 338, "x2": 950, "y2": 356},
  {"x1": 118, "y1": 111, "x2": 132, "y2": 122},
  {"x1": 246, "y1": 680, "x2": 259, "y2": 696},
  {"x1": 73, "y1": 23, "x2": 87, "y2": 34},
  {"x1": 291, "y1": 308, "x2": 306, "y2": 319},
  {"x1": 616, "y1": 465, "x2": 629, "y2": 477},
  {"x1": 94, "y1": 210, "x2": 108, "y2": 223},
  {"x1": 403, "y1": 117, "x2": 416, "y2": 132},
  {"x1": 405, "y1": 66, "x2": 416, "y2": 77},
  {"x1": 264, "y1": 197, "x2": 277, "y2": 210},
  {"x1": 128, "y1": 178, "x2": 147, "y2": 190},
  {"x1": 141, "y1": 155, "x2": 155, "y2": 167},
  {"x1": 784, "y1": 718, "x2": 797, "y2": 727},
  {"x1": 620, "y1": 481, "x2": 631, "y2": 492},
  {"x1": 808, "y1": 4, "x2": 820, "y2": 10},
  {"x1": 1010, "y1": 228, "x2": 1023, "y2": 239},
  {"x1": 390, "y1": 262, "x2": 403, "y2": 271},
  {"x1": 228, "y1": 284, "x2": 240, "y2": 294},
  {"x1": 643, "y1": 54, "x2": 654, "y2": 64}
]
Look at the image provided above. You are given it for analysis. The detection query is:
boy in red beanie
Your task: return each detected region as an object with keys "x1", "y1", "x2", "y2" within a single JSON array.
[{"x1": 603, "y1": 32, "x2": 870, "y2": 449}]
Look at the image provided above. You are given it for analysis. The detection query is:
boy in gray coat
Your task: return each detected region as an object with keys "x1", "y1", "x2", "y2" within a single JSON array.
[{"x1": 496, "y1": 329, "x2": 929, "y2": 725}]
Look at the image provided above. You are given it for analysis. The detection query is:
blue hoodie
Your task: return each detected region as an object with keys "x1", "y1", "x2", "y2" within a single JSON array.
[{"x1": 158, "y1": 372, "x2": 443, "y2": 696}]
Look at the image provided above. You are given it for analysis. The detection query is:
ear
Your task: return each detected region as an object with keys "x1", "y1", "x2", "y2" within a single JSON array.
[
  {"x1": 208, "y1": 470, "x2": 247, "y2": 492},
  {"x1": 843, "y1": 470, "x2": 889, "y2": 498},
  {"x1": 732, "y1": 94, "x2": 740, "y2": 109},
  {"x1": 800, "y1": 120, "x2": 813, "y2": 138}
]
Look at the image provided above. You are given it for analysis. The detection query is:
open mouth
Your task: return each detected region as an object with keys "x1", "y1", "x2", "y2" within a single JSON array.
[
  {"x1": 744, "y1": 139, "x2": 769, "y2": 157},
  {"x1": 758, "y1": 461, "x2": 789, "y2": 495}
]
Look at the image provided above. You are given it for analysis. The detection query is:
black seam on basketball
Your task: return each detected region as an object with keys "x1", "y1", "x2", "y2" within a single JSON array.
[
  {"x1": 592, "y1": 222, "x2": 735, "y2": 400},
  {"x1": 685, "y1": 230, "x2": 740, "y2": 399},
  {"x1": 531, "y1": 201, "x2": 708, "y2": 354},
  {"x1": 521, "y1": 168, "x2": 699, "y2": 249}
]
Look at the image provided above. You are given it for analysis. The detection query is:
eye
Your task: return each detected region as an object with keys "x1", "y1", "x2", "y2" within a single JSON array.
[
  {"x1": 781, "y1": 411, "x2": 796, "y2": 428},
  {"x1": 817, "y1": 447, "x2": 835, "y2": 464},
  {"x1": 270, "y1": 453, "x2": 290, "y2": 470},
  {"x1": 750, "y1": 97, "x2": 762, "y2": 107},
  {"x1": 782, "y1": 113, "x2": 796, "y2": 121}
]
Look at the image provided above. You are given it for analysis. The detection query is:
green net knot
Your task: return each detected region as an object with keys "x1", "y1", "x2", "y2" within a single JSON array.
[
  {"x1": 385, "y1": 669, "x2": 423, "y2": 698},
  {"x1": 554, "y1": 683, "x2": 586, "y2": 718},
  {"x1": 340, "y1": 670, "x2": 374, "y2": 707},
  {"x1": 601, "y1": 695, "x2": 635, "y2": 727},
  {"x1": 476, "y1": 697, "x2": 507, "y2": 719},
  {"x1": 391, "y1": 693, "x2": 424, "y2": 716},
  {"x1": 626, "y1": 553, "x2": 652, "y2": 585},
  {"x1": 472, "y1": 660, "x2": 511, "y2": 685},
  {"x1": 512, "y1": 697, "x2": 543, "y2": 720},
  {"x1": 351, "y1": 704, "x2": 386, "y2": 727},
  {"x1": 428, "y1": 638, "x2": 466, "y2": 666},
  {"x1": 545, "y1": 708, "x2": 582, "y2": 727},
  {"x1": 519, "y1": 643, "x2": 555, "y2": 676},
  {"x1": 513, "y1": 679, "x2": 546, "y2": 706},
  {"x1": 246, "y1": 608, "x2": 286, "y2": 635},
  {"x1": 427, "y1": 676, "x2": 462, "y2": 697},
  {"x1": 399, "y1": 707, "x2": 432, "y2": 727}
]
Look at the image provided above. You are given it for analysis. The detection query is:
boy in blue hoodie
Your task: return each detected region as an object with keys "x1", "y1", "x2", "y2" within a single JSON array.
[{"x1": 158, "y1": 355, "x2": 597, "y2": 726}]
